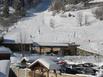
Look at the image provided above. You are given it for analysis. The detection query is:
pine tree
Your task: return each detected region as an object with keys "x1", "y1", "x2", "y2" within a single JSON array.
[
  {"x1": 13, "y1": 0, "x2": 26, "y2": 16},
  {"x1": 28, "y1": 0, "x2": 33, "y2": 6},
  {"x1": 3, "y1": 0, "x2": 9, "y2": 17},
  {"x1": 19, "y1": 7, "x2": 26, "y2": 16}
]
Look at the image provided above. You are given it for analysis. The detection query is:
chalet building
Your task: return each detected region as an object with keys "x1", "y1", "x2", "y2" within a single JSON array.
[
  {"x1": 0, "y1": 46, "x2": 12, "y2": 60},
  {"x1": 2, "y1": 40, "x2": 80, "y2": 56},
  {"x1": 29, "y1": 58, "x2": 60, "y2": 77},
  {"x1": 32, "y1": 42, "x2": 79, "y2": 55}
]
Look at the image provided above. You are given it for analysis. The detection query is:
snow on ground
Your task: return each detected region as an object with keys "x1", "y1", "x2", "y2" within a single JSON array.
[
  {"x1": 3, "y1": 0, "x2": 103, "y2": 55},
  {"x1": 0, "y1": 60, "x2": 10, "y2": 77}
]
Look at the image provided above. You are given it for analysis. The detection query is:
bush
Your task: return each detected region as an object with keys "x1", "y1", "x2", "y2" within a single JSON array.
[
  {"x1": 65, "y1": 2, "x2": 84, "y2": 11},
  {"x1": 65, "y1": 4, "x2": 75, "y2": 11},
  {"x1": 93, "y1": 6, "x2": 103, "y2": 20}
]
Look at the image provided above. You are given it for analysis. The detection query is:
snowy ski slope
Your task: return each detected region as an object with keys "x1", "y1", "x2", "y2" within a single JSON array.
[{"x1": 4, "y1": 0, "x2": 103, "y2": 55}]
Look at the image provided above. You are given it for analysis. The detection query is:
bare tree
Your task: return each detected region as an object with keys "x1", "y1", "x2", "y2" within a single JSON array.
[
  {"x1": 84, "y1": 15, "x2": 89, "y2": 26},
  {"x1": 18, "y1": 31, "x2": 27, "y2": 57},
  {"x1": 49, "y1": 0, "x2": 65, "y2": 12},
  {"x1": 77, "y1": 11, "x2": 83, "y2": 26},
  {"x1": 50, "y1": 18, "x2": 55, "y2": 29}
]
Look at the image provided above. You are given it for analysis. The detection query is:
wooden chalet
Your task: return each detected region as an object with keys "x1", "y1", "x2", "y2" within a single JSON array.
[
  {"x1": 32, "y1": 42, "x2": 80, "y2": 55},
  {"x1": 29, "y1": 58, "x2": 60, "y2": 77},
  {"x1": 1, "y1": 40, "x2": 80, "y2": 56}
]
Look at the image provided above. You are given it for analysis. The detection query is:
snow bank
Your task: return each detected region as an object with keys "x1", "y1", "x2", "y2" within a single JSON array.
[{"x1": 0, "y1": 60, "x2": 10, "y2": 77}]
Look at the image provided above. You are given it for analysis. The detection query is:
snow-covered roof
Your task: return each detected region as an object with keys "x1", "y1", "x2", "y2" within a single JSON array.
[
  {"x1": 20, "y1": 57, "x2": 29, "y2": 63},
  {"x1": 29, "y1": 58, "x2": 60, "y2": 70},
  {"x1": 89, "y1": 0, "x2": 103, "y2": 3},
  {"x1": 33, "y1": 42, "x2": 78, "y2": 47},
  {"x1": 0, "y1": 60, "x2": 10, "y2": 77},
  {"x1": 0, "y1": 46, "x2": 12, "y2": 54}
]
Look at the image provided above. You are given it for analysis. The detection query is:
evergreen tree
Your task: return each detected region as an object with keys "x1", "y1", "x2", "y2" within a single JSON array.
[
  {"x1": 3, "y1": 0, "x2": 9, "y2": 17},
  {"x1": 13, "y1": 0, "x2": 26, "y2": 16},
  {"x1": 21, "y1": 0, "x2": 25, "y2": 7},
  {"x1": 28, "y1": 0, "x2": 33, "y2": 6}
]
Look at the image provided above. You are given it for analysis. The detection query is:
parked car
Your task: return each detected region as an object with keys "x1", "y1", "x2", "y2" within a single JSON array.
[{"x1": 65, "y1": 67, "x2": 82, "y2": 74}]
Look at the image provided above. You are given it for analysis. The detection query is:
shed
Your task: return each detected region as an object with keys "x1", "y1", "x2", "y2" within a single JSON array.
[
  {"x1": 0, "y1": 46, "x2": 12, "y2": 60},
  {"x1": 29, "y1": 58, "x2": 60, "y2": 77}
]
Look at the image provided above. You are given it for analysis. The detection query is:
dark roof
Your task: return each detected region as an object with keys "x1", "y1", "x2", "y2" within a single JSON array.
[
  {"x1": 2, "y1": 41, "x2": 79, "y2": 48},
  {"x1": 2, "y1": 39, "x2": 15, "y2": 44},
  {"x1": 0, "y1": 46, "x2": 12, "y2": 54}
]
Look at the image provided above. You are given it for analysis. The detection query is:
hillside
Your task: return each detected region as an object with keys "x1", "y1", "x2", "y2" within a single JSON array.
[{"x1": 3, "y1": 0, "x2": 103, "y2": 55}]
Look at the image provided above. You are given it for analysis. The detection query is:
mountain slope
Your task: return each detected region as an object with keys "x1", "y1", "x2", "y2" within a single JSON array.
[{"x1": 4, "y1": 0, "x2": 103, "y2": 55}]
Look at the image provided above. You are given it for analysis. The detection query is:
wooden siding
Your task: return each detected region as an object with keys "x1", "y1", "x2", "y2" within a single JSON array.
[{"x1": 0, "y1": 54, "x2": 10, "y2": 60}]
